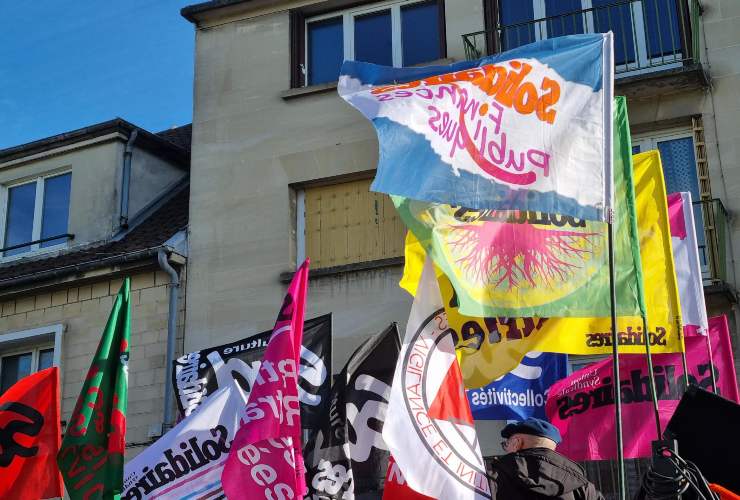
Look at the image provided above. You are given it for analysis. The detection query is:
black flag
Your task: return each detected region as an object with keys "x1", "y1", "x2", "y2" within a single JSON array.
[{"x1": 305, "y1": 323, "x2": 401, "y2": 500}]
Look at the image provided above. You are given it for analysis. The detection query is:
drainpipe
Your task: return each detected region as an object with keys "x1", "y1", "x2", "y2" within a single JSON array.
[
  {"x1": 120, "y1": 129, "x2": 139, "y2": 229},
  {"x1": 158, "y1": 249, "x2": 180, "y2": 432}
]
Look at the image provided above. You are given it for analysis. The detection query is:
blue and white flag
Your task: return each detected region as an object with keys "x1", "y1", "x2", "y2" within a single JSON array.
[
  {"x1": 339, "y1": 34, "x2": 614, "y2": 221},
  {"x1": 467, "y1": 352, "x2": 568, "y2": 421}
]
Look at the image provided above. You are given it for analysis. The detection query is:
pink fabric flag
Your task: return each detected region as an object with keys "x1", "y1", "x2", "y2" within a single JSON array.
[
  {"x1": 545, "y1": 315, "x2": 739, "y2": 461},
  {"x1": 221, "y1": 259, "x2": 310, "y2": 500},
  {"x1": 668, "y1": 192, "x2": 709, "y2": 336}
]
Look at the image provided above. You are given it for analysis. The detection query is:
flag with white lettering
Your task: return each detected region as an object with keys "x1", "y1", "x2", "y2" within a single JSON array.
[
  {"x1": 338, "y1": 34, "x2": 614, "y2": 221},
  {"x1": 172, "y1": 314, "x2": 331, "y2": 429},
  {"x1": 304, "y1": 323, "x2": 401, "y2": 499},
  {"x1": 221, "y1": 259, "x2": 309, "y2": 499},
  {"x1": 122, "y1": 381, "x2": 247, "y2": 500},
  {"x1": 384, "y1": 257, "x2": 490, "y2": 499},
  {"x1": 467, "y1": 352, "x2": 567, "y2": 420}
]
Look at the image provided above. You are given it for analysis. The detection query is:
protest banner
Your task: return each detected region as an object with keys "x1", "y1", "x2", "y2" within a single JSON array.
[
  {"x1": 122, "y1": 382, "x2": 247, "y2": 500},
  {"x1": 172, "y1": 314, "x2": 331, "y2": 429},
  {"x1": 467, "y1": 352, "x2": 567, "y2": 421},
  {"x1": 384, "y1": 257, "x2": 490, "y2": 499},
  {"x1": 668, "y1": 191, "x2": 708, "y2": 335},
  {"x1": 0, "y1": 367, "x2": 62, "y2": 499},
  {"x1": 221, "y1": 259, "x2": 309, "y2": 499},
  {"x1": 305, "y1": 324, "x2": 400, "y2": 499},
  {"x1": 339, "y1": 34, "x2": 614, "y2": 221},
  {"x1": 545, "y1": 315, "x2": 739, "y2": 461},
  {"x1": 58, "y1": 278, "x2": 130, "y2": 500}
]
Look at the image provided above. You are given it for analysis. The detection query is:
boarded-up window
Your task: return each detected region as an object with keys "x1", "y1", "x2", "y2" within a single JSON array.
[{"x1": 303, "y1": 179, "x2": 405, "y2": 269}]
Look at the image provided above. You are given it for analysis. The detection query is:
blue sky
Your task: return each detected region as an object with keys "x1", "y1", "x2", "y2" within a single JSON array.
[{"x1": 0, "y1": 1, "x2": 195, "y2": 149}]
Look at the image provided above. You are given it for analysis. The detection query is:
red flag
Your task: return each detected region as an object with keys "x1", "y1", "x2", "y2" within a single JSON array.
[
  {"x1": 382, "y1": 456, "x2": 435, "y2": 500},
  {"x1": 0, "y1": 367, "x2": 63, "y2": 499}
]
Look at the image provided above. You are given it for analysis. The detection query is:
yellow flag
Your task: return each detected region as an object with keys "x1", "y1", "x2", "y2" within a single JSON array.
[{"x1": 401, "y1": 151, "x2": 683, "y2": 388}]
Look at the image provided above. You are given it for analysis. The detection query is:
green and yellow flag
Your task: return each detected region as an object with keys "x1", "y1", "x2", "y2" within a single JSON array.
[
  {"x1": 394, "y1": 97, "x2": 643, "y2": 319},
  {"x1": 401, "y1": 105, "x2": 684, "y2": 387},
  {"x1": 58, "y1": 278, "x2": 131, "y2": 499}
]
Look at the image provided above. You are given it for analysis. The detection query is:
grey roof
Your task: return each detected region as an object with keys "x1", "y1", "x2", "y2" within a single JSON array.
[
  {"x1": 181, "y1": 0, "x2": 253, "y2": 22},
  {"x1": 0, "y1": 118, "x2": 190, "y2": 168}
]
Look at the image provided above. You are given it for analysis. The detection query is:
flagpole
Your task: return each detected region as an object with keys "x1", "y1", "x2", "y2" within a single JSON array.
[
  {"x1": 679, "y1": 320, "x2": 690, "y2": 390},
  {"x1": 608, "y1": 217, "x2": 626, "y2": 500},
  {"x1": 641, "y1": 316, "x2": 662, "y2": 438},
  {"x1": 706, "y1": 333, "x2": 717, "y2": 392}
]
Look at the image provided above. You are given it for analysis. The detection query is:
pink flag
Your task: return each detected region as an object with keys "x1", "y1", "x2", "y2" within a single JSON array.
[
  {"x1": 545, "y1": 315, "x2": 739, "y2": 461},
  {"x1": 667, "y1": 192, "x2": 708, "y2": 335},
  {"x1": 221, "y1": 260, "x2": 309, "y2": 499}
]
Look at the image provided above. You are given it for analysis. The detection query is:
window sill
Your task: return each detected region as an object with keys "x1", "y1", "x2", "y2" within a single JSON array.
[
  {"x1": 280, "y1": 58, "x2": 457, "y2": 101},
  {"x1": 280, "y1": 81, "x2": 338, "y2": 100},
  {"x1": 0, "y1": 242, "x2": 70, "y2": 265},
  {"x1": 279, "y1": 256, "x2": 404, "y2": 283}
]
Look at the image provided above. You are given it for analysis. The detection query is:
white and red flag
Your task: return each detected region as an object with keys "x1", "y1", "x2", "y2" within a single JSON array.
[
  {"x1": 667, "y1": 192, "x2": 708, "y2": 335},
  {"x1": 383, "y1": 257, "x2": 491, "y2": 500},
  {"x1": 221, "y1": 260, "x2": 310, "y2": 500}
]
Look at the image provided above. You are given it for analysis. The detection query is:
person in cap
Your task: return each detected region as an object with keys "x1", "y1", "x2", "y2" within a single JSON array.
[{"x1": 488, "y1": 417, "x2": 605, "y2": 500}]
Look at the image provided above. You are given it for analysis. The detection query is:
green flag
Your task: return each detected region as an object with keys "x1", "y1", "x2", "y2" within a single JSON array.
[
  {"x1": 58, "y1": 278, "x2": 131, "y2": 499},
  {"x1": 394, "y1": 97, "x2": 645, "y2": 318}
]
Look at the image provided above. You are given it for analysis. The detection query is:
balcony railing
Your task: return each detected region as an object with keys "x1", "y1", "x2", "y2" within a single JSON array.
[
  {"x1": 462, "y1": 0, "x2": 701, "y2": 77},
  {"x1": 695, "y1": 198, "x2": 732, "y2": 286}
]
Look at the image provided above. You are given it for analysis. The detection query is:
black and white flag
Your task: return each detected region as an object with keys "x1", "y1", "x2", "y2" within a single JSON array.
[
  {"x1": 305, "y1": 323, "x2": 401, "y2": 500},
  {"x1": 172, "y1": 314, "x2": 332, "y2": 429}
]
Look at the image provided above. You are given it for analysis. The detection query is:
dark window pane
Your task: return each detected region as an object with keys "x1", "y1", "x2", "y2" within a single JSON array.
[
  {"x1": 1, "y1": 352, "x2": 32, "y2": 394},
  {"x1": 592, "y1": 0, "x2": 637, "y2": 65},
  {"x1": 41, "y1": 173, "x2": 71, "y2": 247},
  {"x1": 4, "y1": 182, "x2": 36, "y2": 256},
  {"x1": 657, "y1": 136, "x2": 705, "y2": 252},
  {"x1": 499, "y1": 0, "x2": 535, "y2": 50},
  {"x1": 308, "y1": 17, "x2": 344, "y2": 85},
  {"x1": 354, "y1": 9, "x2": 392, "y2": 66},
  {"x1": 632, "y1": 145, "x2": 641, "y2": 154},
  {"x1": 643, "y1": 0, "x2": 682, "y2": 58},
  {"x1": 401, "y1": 1, "x2": 440, "y2": 66},
  {"x1": 545, "y1": 0, "x2": 584, "y2": 38},
  {"x1": 38, "y1": 348, "x2": 54, "y2": 371}
]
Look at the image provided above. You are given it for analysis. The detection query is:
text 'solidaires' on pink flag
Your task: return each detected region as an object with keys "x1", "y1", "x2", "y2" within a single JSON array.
[{"x1": 221, "y1": 259, "x2": 310, "y2": 499}]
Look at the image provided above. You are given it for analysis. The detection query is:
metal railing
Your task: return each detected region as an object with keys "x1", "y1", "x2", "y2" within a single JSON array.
[
  {"x1": 694, "y1": 198, "x2": 731, "y2": 286},
  {"x1": 0, "y1": 233, "x2": 74, "y2": 255},
  {"x1": 462, "y1": 0, "x2": 701, "y2": 77}
]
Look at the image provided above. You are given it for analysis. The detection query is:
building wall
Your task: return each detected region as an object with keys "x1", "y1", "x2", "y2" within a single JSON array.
[
  {"x1": 127, "y1": 147, "x2": 188, "y2": 220},
  {"x1": 0, "y1": 268, "x2": 185, "y2": 458},
  {"x1": 186, "y1": 0, "x2": 482, "y2": 364},
  {"x1": 0, "y1": 140, "x2": 121, "y2": 245}
]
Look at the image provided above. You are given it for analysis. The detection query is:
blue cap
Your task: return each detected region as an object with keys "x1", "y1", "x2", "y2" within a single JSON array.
[{"x1": 501, "y1": 417, "x2": 562, "y2": 444}]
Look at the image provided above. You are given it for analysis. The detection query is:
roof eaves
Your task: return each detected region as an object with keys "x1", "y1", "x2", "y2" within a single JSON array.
[
  {"x1": 181, "y1": 0, "x2": 255, "y2": 23},
  {"x1": 0, "y1": 118, "x2": 190, "y2": 169}
]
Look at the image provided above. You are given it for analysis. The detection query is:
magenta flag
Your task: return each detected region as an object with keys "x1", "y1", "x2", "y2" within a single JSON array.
[
  {"x1": 546, "y1": 315, "x2": 739, "y2": 461},
  {"x1": 221, "y1": 260, "x2": 309, "y2": 499}
]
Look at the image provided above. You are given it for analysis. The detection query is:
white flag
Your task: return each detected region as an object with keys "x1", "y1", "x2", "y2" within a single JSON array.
[
  {"x1": 383, "y1": 257, "x2": 491, "y2": 499},
  {"x1": 668, "y1": 192, "x2": 709, "y2": 335},
  {"x1": 122, "y1": 381, "x2": 247, "y2": 499}
]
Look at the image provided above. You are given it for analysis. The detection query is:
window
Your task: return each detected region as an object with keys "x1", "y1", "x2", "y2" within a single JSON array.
[
  {"x1": 1, "y1": 172, "x2": 71, "y2": 257},
  {"x1": 0, "y1": 324, "x2": 63, "y2": 395},
  {"x1": 302, "y1": 0, "x2": 444, "y2": 86},
  {"x1": 495, "y1": 0, "x2": 684, "y2": 71},
  {"x1": 632, "y1": 131, "x2": 706, "y2": 274},
  {"x1": 297, "y1": 178, "x2": 406, "y2": 270}
]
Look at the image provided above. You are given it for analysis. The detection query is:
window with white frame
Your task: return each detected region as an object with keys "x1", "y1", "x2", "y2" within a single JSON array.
[
  {"x1": 632, "y1": 129, "x2": 707, "y2": 274},
  {"x1": 0, "y1": 324, "x2": 63, "y2": 395},
  {"x1": 304, "y1": 0, "x2": 443, "y2": 86},
  {"x1": 1, "y1": 171, "x2": 72, "y2": 258}
]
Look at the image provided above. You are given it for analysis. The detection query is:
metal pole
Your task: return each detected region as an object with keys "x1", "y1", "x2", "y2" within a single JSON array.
[
  {"x1": 706, "y1": 333, "x2": 718, "y2": 392},
  {"x1": 641, "y1": 316, "x2": 662, "y2": 438},
  {"x1": 679, "y1": 320, "x2": 690, "y2": 390},
  {"x1": 608, "y1": 219, "x2": 626, "y2": 500}
]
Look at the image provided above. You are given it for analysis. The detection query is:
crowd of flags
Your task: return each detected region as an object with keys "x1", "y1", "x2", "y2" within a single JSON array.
[{"x1": 1, "y1": 33, "x2": 739, "y2": 499}]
